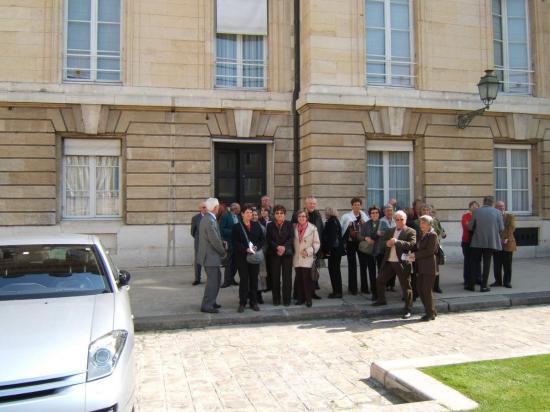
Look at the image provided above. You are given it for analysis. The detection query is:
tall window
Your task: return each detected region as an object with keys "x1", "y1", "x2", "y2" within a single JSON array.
[
  {"x1": 63, "y1": 139, "x2": 121, "y2": 219},
  {"x1": 492, "y1": 0, "x2": 531, "y2": 94},
  {"x1": 494, "y1": 146, "x2": 531, "y2": 213},
  {"x1": 215, "y1": 0, "x2": 267, "y2": 89},
  {"x1": 216, "y1": 34, "x2": 265, "y2": 88},
  {"x1": 365, "y1": 0, "x2": 414, "y2": 87},
  {"x1": 64, "y1": 0, "x2": 121, "y2": 82},
  {"x1": 367, "y1": 143, "x2": 413, "y2": 208}
]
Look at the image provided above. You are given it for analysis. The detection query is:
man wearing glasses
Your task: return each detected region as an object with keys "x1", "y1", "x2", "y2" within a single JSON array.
[{"x1": 372, "y1": 210, "x2": 417, "y2": 319}]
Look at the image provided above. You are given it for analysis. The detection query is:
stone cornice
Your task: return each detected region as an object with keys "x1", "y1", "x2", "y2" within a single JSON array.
[
  {"x1": 0, "y1": 82, "x2": 293, "y2": 112},
  {"x1": 298, "y1": 85, "x2": 550, "y2": 117}
]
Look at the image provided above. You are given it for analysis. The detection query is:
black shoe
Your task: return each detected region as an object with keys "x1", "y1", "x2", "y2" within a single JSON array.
[
  {"x1": 490, "y1": 282, "x2": 502, "y2": 287},
  {"x1": 434, "y1": 288, "x2": 443, "y2": 294},
  {"x1": 220, "y1": 282, "x2": 231, "y2": 288},
  {"x1": 306, "y1": 301, "x2": 312, "y2": 307},
  {"x1": 283, "y1": 302, "x2": 290, "y2": 307},
  {"x1": 402, "y1": 312, "x2": 411, "y2": 319},
  {"x1": 421, "y1": 314, "x2": 435, "y2": 322},
  {"x1": 251, "y1": 304, "x2": 260, "y2": 312},
  {"x1": 201, "y1": 308, "x2": 219, "y2": 314},
  {"x1": 213, "y1": 303, "x2": 221, "y2": 309},
  {"x1": 504, "y1": 284, "x2": 512, "y2": 288},
  {"x1": 312, "y1": 293, "x2": 322, "y2": 300},
  {"x1": 237, "y1": 305, "x2": 245, "y2": 313},
  {"x1": 192, "y1": 280, "x2": 201, "y2": 286},
  {"x1": 295, "y1": 300, "x2": 305, "y2": 306},
  {"x1": 480, "y1": 287, "x2": 491, "y2": 292},
  {"x1": 372, "y1": 301, "x2": 387, "y2": 306},
  {"x1": 464, "y1": 286, "x2": 475, "y2": 291}
]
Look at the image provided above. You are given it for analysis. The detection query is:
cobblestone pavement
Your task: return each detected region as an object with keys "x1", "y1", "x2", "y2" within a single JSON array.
[{"x1": 135, "y1": 305, "x2": 550, "y2": 411}]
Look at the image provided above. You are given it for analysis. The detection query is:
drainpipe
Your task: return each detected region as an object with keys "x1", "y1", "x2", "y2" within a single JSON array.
[{"x1": 292, "y1": 0, "x2": 301, "y2": 212}]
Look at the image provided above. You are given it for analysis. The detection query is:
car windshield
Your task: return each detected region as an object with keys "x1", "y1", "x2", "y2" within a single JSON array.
[{"x1": 0, "y1": 244, "x2": 112, "y2": 300}]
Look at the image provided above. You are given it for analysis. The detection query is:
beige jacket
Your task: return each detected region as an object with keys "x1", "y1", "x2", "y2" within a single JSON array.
[
  {"x1": 501, "y1": 212, "x2": 517, "y2": 252},
  {"x1": 293, "y1": 223, "x2": 320, "y2": 268}
]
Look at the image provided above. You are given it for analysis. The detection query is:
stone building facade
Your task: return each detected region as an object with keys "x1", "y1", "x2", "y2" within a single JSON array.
[{"x1": 1, "y1": 0, "x2": 549, "y2": 266}]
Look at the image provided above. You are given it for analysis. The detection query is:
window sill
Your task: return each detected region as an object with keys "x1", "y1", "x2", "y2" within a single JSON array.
[
  {"x1": 366, "y1": 84, "x2": 415, "y2": 89},
  {"x1": 214, "y1": 86, "x2": 267, "y2": 92},
  {"x1": 63, "y1": 80, "x2": 123, "y2": 86}
]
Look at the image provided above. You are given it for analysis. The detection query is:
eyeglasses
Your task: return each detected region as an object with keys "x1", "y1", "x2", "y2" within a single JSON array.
[{"x1": 395, "y1": 218, "x2": 405, "y2": 221}]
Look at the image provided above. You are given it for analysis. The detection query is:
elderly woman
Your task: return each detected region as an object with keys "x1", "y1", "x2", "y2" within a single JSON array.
[
  {"x1": 293, "y1": 210, "x2": 321, "y2": 307},
  {"x1": 322, "y1": 207, "x2": 345, "y2": 298},
  {"x1": 266, "y1": 204, "x2": 294, "y2": 306},
  {"x1": 415, "y1": 204, "x2": 446, "y2": 294},
  {"x1": 360, "y1": 206, "x2": 383, "y2": 301},
  {"x1": 409, "y1": 215, "x2": 439, "y2": 321},
  {"x1": 232, "y1": 204, "x2": 265, "y2": 313}
]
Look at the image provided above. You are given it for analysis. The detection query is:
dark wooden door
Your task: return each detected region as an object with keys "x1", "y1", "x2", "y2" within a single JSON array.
[{"x1": 215, "y1": 143, "x2": 266, "y2": 206}]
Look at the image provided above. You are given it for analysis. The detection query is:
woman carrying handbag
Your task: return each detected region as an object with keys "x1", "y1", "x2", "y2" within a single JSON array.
[{"x1": 293, "y1": 210, "x2": 320, "y2": 307}]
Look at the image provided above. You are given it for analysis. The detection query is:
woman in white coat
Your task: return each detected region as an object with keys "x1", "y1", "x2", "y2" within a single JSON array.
[{"x1": 293, "y1": 210, "x2": 321, "y2": 307}]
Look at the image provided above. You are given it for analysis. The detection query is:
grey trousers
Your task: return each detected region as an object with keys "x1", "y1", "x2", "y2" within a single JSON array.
[
  {"x1": 201, "y1": 266, "x2": 221, "y2": 311},
  {"x1": 193, "y1": 247, "x2": 202, "y2": 282}
]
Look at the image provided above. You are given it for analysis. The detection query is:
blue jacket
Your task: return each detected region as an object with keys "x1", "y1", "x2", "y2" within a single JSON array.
[{"x1": 220, "y1": 212, "x2": 239, "y2": 243}]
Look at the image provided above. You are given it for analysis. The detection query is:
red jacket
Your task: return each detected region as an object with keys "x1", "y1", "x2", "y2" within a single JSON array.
[{"x1": 461, "y1": 212, "x2": 472, "y2": 243}]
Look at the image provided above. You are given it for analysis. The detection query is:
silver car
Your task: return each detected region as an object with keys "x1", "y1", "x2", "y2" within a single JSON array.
[{"x1": 0, "y1": 235, "x2": 135, "y2": 412}]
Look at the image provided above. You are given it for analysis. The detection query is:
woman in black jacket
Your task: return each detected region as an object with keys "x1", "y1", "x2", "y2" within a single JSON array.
[
  {"x1": 322, "y1": 207, "x2": 345, "y2": 298},
  {"x1": 360, "y1": 206, "x2": 383, "y2": 301},
  {"x1": 232, "y1": 204, "x2": 265, "y2": 313},
  {"x1": 266, "y1": 204, "x2": 294, "y2": 306}
]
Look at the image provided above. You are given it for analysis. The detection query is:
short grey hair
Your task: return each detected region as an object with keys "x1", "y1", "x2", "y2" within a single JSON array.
[
  {"x1": 483, "y1": 196, "x2": 495, "y2": 206},
  {"x1": 395, "y1": 210, "x2": 407, "y2": 220},
  {"x1": 324, "y1": 207, "x2": 339, "y2": 219},
  {"x1": 205, "y1": 197, "x2": 219, "y2": 212},
  {"x1": 383, "y1": 204, "x2": 394, "y2": 211},
  {"x1": 419, "y1": 214, "x2": 433, "y2": 226}
]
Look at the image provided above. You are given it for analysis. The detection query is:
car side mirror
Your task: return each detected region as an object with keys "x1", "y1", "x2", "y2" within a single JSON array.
[{"x1": 118, "y1": 269, "x2": 131, "y2": 287}]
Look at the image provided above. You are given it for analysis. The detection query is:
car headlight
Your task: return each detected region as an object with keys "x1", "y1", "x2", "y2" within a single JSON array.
[{"x1": 87, "y1": 330, "x2": 128, "y2": 381}]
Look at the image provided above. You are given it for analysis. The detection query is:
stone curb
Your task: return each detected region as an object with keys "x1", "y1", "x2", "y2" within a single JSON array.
[
  {"x1": 370, "y1": 348, "x2": 550, "y2": 411},
  {"x1": 133, "y1": 291, "x2": 550, "y2": 332}
]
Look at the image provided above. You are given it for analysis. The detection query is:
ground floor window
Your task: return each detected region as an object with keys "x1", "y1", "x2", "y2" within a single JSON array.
[
  {"x1": 366, "y1": 141, "x2": 413, "y2": 209},
  {"x1": 494, "y1": 145, "x2": 531, "y2": 214},
  {"x1": 63, "y1": 139, "x2": 121, "y2": 219}
]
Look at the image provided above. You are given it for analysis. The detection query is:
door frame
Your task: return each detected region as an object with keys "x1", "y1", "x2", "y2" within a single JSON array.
[{"x1": 211, "y1": 138, "x2": 274, "y2": 206}]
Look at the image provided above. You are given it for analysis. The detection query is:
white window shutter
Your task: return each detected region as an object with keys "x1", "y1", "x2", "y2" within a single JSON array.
[
  {"x1": 64, "y1": 139, "x2": 121, "y2": 156},
  {"x1": 216, "y1": 0, "x2": 268, "y2": 35}
]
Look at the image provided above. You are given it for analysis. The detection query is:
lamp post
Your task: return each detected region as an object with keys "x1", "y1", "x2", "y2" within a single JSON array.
[{"x1": 457, "y1": 69, "x2": 500, "y2": 129}]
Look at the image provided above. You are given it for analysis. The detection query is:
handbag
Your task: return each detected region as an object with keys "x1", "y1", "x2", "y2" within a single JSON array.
[
  {"x1": 358, "y1": 240, "x2": 374, "y2": 255},
  {"x1": 311, "y1": 260, "x2": 320, "y2": 281},
  {"x1": 240, "y1": 223, "x2": 265, "y2": 265},
  {"x1": 436, "y1": 245, "x2": 445, "y2": 265}
]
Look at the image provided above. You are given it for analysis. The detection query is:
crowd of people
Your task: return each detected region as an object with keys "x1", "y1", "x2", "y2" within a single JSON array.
[{"x1": 191, "y1": 194, "x2": 516, "y2": 322}]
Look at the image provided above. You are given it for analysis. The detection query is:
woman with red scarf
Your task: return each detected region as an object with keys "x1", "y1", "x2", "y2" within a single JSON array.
[{"x1": 293, "y1": 210, "x2": 320, "y2": 307}]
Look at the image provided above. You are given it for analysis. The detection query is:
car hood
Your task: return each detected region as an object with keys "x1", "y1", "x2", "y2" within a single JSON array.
[{"x1": 0, "y1": 294, "x2": 114, "y2": 385}]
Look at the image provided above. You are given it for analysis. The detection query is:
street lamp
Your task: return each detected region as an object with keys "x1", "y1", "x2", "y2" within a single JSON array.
[{"x1": 457, "y1": 69, "x2": 500, "y2": 129}]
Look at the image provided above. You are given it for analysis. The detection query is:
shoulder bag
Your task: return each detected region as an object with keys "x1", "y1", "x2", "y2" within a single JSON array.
[{"x1": 240, "y1": 223, "x2": 265, "y2": 265}]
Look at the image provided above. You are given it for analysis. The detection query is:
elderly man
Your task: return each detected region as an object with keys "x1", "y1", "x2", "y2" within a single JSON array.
[
  {"x1": 467, "y1": 196, "x2": 504, "y2": 292},
  {"x1": 220, "y1": 203, "x2": 240, "y2": 288},
  {"x1": 190, "y1": 201, "x2": 207, "y2": 285},
  {"x1": 372, "y1": 210, "x2": 417, "y2": 319},
  {"x1": 492, "y1": 200, "x2": 516, "y2": 288},
  {"x1": 198, "y1": 198, "x2": 227, "y2": 314}
]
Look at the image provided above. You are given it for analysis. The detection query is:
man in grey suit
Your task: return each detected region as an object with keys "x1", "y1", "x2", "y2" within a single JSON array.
[
  {"x1": 467, "y1": 196, "x2": 504, "y2": 292},
  {"x1": 198, "y1": 198, "x2": 227, "y2": 313},
  {"x1": 190, "y1": 201, "x2": 207, "y2": 285}
]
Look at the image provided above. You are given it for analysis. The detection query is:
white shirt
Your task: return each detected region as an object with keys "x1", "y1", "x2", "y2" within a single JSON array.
[{"x1": 388, "y1": 228, "x2": 402, "y2": 262}]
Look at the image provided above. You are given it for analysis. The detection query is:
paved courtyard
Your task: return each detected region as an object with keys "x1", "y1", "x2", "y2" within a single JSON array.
[{"x1": 135, "y1": 305, "x2": 550, "y2": 411}]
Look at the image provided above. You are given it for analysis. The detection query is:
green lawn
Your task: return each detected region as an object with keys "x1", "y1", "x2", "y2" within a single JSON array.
[{"x1": 422, "y1": 354, "x2": 550, "y2": 412}]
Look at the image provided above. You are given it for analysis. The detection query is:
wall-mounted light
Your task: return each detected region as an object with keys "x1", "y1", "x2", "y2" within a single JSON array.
[{"x1": 457, "y1": 69, "x2": 499, "y2": 129}]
